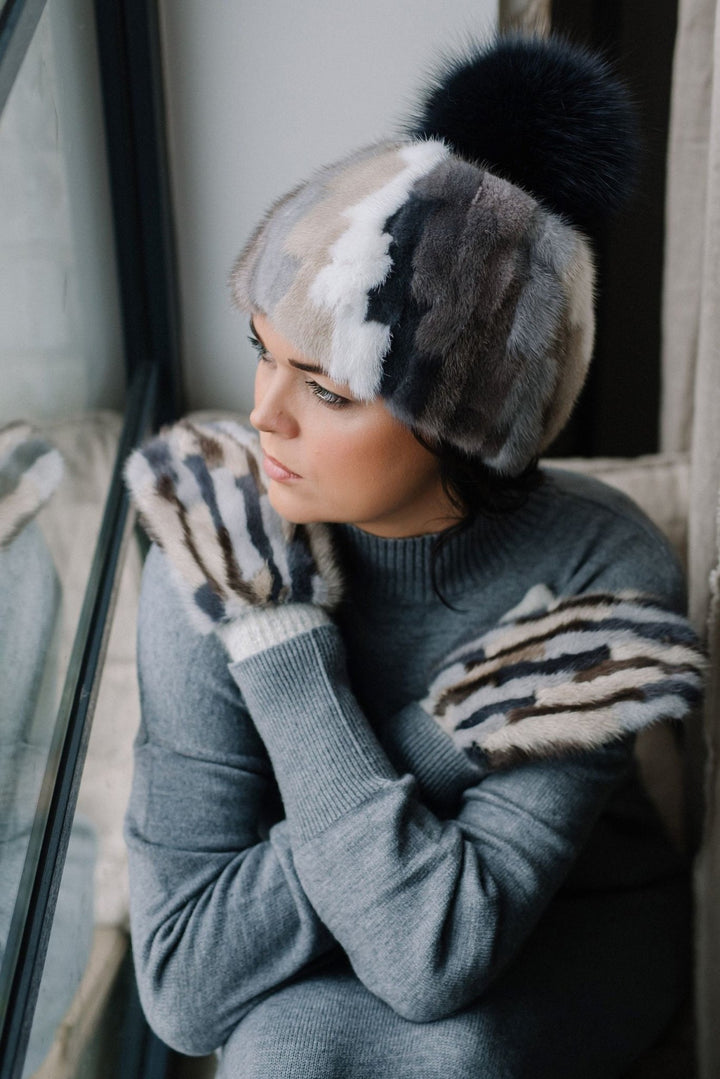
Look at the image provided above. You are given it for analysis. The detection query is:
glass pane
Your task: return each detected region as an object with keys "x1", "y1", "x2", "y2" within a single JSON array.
[
  {"x1": 22, "y1": 538, "x2": 145, "y2": 1078},
  {"x1": 20, "y1": 814, "x2": 97, "y2": 1079},
  {"x1": 0, "y1": 0, "x2": 125, "y2": 1066}
]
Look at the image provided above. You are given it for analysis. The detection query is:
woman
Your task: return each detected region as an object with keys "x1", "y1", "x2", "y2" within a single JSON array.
[{"x1": 124, "y1": 36, "x2": 704, "y2": 1077}]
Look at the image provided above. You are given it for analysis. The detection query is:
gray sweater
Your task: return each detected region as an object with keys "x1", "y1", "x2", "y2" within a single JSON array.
[{"x1": 125, "y1": 468, "x2": 690, "y2": 1075}]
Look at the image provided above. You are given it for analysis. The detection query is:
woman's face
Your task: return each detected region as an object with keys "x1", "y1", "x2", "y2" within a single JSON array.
[{"x1": 248, "y1": 313, "x2": 460, "y2": 538}]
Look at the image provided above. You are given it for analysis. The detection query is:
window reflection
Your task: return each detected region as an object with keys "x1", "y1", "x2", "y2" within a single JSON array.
[
  {"x1": 0, "y1": 428, "x2": 64, "y2": 971},
  {"x1": 0, "y1": 0, "x2": 127, "y2": 1072}
]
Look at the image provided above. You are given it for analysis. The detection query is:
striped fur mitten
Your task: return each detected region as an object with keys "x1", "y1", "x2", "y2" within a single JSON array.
[
  {"x1": 124, "y1": 418, "x2": 343, "y2": 660},
  {"x1": 423, "y1": 590, "x2": 706, "y2": 770},
  {"x1": 0, "y1": 423, "x2": 64, "y2": 549}
]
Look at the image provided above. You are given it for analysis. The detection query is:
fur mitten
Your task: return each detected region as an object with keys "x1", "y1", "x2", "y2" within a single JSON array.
[
  {"x1": 423, "y1": 589, "x2": 706, "y2": 770},
  {"x1": 0, "y1": 423, "x2": 64, "y2": 549},
  {"x1": 124, "y1": 419, "x2": 343, "y2": 659}
]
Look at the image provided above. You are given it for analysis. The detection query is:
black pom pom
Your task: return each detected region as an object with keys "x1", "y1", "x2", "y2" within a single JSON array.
[{"x1": 408, "y1": 34, "x2": 639, "y2": 230}]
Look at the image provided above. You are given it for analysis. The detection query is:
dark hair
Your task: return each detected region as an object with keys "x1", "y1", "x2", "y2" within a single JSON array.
[{"x1": 413, "y1": 431, "x2": 544, "y2": 609}]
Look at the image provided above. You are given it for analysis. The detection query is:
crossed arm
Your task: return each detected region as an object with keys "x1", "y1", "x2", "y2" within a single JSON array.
[{"x1": 126, "y1": 544, "x2": 633, "y2": 1056}]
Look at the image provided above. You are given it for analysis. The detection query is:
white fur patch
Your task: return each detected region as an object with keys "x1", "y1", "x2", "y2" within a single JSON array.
[{"x1": 308, "y1": 140, "x2": 450, "y2": 398}]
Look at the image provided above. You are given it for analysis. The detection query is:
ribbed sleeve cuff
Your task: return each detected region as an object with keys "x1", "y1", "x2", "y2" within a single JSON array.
[
  {"x1": 384, "y1": 702, "x2": 487, "y2": 808},
  {"x1": 228, "y1": 625, "x2": 398, "y2": 842},
  {"x1": 218, "y1": 604, "x2": 331, "y2": 662}
]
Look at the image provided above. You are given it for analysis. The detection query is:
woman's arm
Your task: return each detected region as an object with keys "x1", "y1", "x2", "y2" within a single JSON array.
[
  {"x1": 125, "y1": 545, "x2": 337, "y2": 1056},
  {"x1": 127, "y1": 547, "x2": 623, "y2": 1048},
  {"x1": 226, "y1": 511, "x2": 702, "y2": 1024},
  {"x1": 228, "y1": 619, "x2": 636, "y2": 1023}
]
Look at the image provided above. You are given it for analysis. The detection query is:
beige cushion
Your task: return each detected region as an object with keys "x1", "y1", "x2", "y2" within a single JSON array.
[
  {"x1": 28, "y1": 928, "x2": 128, "y2": 1079},
  {"x1": 548, "y1": 452, "x2": 690, "y2": 572}
]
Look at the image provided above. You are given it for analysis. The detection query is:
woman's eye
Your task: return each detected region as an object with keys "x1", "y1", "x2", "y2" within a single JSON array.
[
  {"x1": 306, "y1": 380, "x2": 350, "y2": 408},
  {"x1": 247, "y1": 332, "x2": 269, "y2": 361}
]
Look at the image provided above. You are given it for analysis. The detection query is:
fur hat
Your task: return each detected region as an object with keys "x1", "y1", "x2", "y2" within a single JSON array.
[{"x1": 231, "y1": 35, "x2": 637, "y2": 477}]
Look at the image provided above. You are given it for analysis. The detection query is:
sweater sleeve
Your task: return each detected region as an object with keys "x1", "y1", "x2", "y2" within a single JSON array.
[
  {"x1": 228, "y1": 623, "x2": 634, "y2": 1024},
  {"x1": 124, "y1": 545, "x2": 337, "y2": 1056}
]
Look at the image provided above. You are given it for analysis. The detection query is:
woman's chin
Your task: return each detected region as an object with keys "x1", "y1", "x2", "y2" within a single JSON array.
[{"x1": 266, "y1": 483, "x2": 320, "y2": 526}]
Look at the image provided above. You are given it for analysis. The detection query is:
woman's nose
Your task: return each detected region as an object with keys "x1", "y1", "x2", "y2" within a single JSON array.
[{"x1": 250, "y1": 372, "x2": 299, "y2": 438}]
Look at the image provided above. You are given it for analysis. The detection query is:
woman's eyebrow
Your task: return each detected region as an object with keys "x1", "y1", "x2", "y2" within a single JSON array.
[
  {"x1": 249, "y1": 318, "x2": 328, "y2": 376},
  {"x1": 288, "y1": 358, "x2": 326, "y2": 375},
  {"x1": 249, "y1": 316, "x2": 264, "y2": 342}
]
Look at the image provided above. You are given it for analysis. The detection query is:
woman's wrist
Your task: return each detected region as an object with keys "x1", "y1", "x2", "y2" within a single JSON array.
[{"x1": 228, "y1": 624, "x2": 397, "y2": 841}]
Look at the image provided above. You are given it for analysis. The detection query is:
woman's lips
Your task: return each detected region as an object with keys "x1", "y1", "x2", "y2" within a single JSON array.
[{"x1": 262, "y1": 452, "x2": 302, "y2": 482}]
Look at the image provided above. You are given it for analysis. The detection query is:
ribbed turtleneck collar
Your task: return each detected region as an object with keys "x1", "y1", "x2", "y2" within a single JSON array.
[{"x1": 332, "y1": 481, "x2": 554, "y2": 604}]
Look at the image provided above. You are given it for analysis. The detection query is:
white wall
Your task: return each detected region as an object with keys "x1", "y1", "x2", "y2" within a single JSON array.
[
  {"x1": 0, "y1": 0, "x2": 124, "y2": 427},
  {"x1": 159, "y1": 0, "x2": 498, "y2": 414}
]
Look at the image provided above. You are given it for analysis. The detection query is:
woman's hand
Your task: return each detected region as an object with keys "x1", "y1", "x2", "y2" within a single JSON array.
[{"x1": 124, "y1": 418, "x2": 343, "y2": 655}]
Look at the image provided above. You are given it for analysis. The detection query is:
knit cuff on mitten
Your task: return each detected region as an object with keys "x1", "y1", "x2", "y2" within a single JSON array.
[{"x1": 217, "y1": 604, "x2": 332, "y2": 663}]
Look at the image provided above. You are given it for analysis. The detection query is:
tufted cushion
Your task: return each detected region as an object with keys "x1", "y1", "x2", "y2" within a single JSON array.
[{"x1": 549, "y1": 453, "x2": 690, "y2": 570}]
